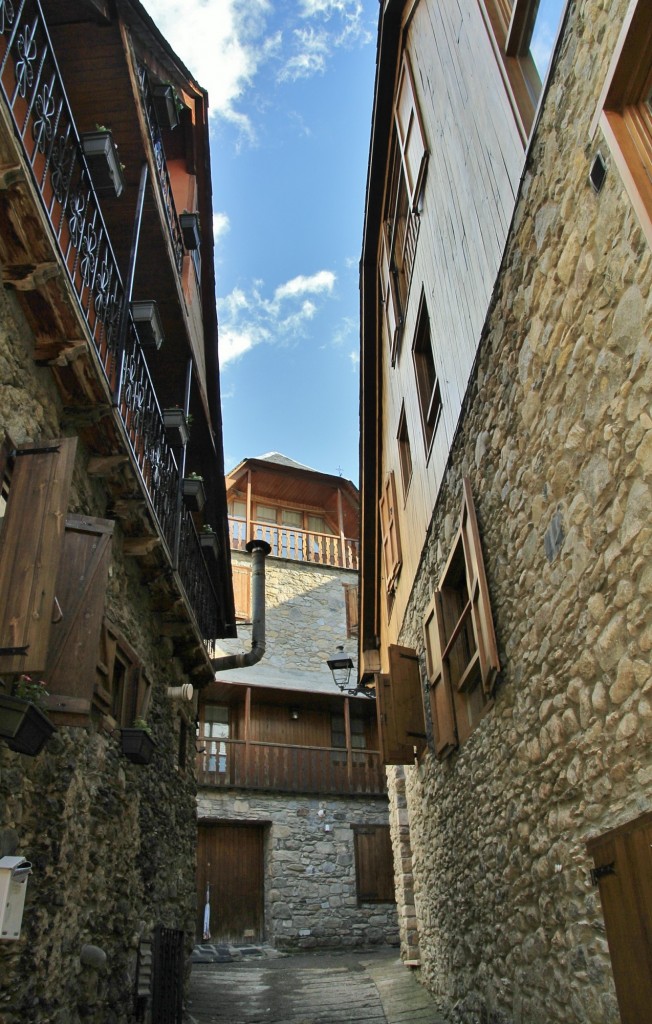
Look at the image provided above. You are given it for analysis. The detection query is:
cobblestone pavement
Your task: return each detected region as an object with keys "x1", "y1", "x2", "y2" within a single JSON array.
[{"x1": 184, "y1": 946, "x2": 445, "y2": 1024}]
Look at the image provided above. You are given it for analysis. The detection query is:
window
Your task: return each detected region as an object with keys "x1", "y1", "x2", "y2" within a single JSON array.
[
  {"x1": 203, "y1": 704, "x2": 229, "y2": 773},
  {"x1": 343, "y1": 583, "x2": 359, "y2": 639},
  {"x1": 379, "y1": 470, "x2": 402, "y2": 595},
  {"x1": 352, "y1": 825, "x2": 395, "y2": 903},
  {"x1": 229, "y1": 499, "x2": 246, "y2": 519},
  {"x1": 396, "y1": 404, "x2": 413, "y2": 497},
  {"x1": 95, "y1": 623, "x2": 150, "y2": 729},
  {"x1": 379, "y1": 52, "x2": 428, "y2": 364},
  {"x1": 423, "y1": 479, "x2": 500, "y2": 757},
  {"x1": 592, "y1": 0, "x2": 652, "y2": 248},
  {"x1": 479, "y1": 0, "x2": 565, "y2": 141},
  {"x1": 256, "y1": 504, "x2": 277, "y2": 523},
  {"x1": 331, "y1": 712, "x2": 366, "y2": 765},
  {"x1": 412, "y1": 296, "x2": 442, "y2": 455},
  {"x1": 232, "y1": 563, "x2": 251, "y2": 621}
]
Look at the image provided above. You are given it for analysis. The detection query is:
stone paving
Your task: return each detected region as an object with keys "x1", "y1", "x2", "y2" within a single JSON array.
[{"x1": 184, "y1": 945, "x2": 445, "y2": 1024}]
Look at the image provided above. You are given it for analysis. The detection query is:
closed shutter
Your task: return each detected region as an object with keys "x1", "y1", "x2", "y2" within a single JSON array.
[
  {"x1": 0, "y1": 437, "x2": 77, "y2": 675},
  {"x1": 379, "y1": 225, "x2": 400, "y2": 361},
  {"x1": 344, "y1": 583, "x2": 359, "y2": 638},
  {"x1": 45, "y1": 515, "x2": 114, "y2": 721},
  {"x1": 459, "y1": 478, "x2": 500, "y2": 695},
  {"x1": 232, "y1": 564, "x2": 251, "y2": 621},
  {"x1": 379, "y1": 471, "x2": 402, "y2": 592},
  {"x1": 376, "y1": 645, "x2": 426, "y2": 764},
  {"x1": 395, "y1": 53, "x2": 428, "y2": 209},
  {"x1": 353, "y1": 825, "x2": 395, "y2": 903},
  {"x1": 423, "y1": 594, "x2": 457, "y2": 758}
]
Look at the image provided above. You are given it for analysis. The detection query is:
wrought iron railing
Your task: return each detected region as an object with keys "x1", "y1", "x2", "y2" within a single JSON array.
[
  {"x1": 136, "y1": 63, "x2": 184, "y2": 274},
  {"x1": 228, "y1": 516, "x2": 359, "y2": 569},
  {"x1": 197, "y1": 738, "x2": 386, "y2": 796},
  {"x1": 0, "y1": 0, "x2": 220, "y2": 644}
]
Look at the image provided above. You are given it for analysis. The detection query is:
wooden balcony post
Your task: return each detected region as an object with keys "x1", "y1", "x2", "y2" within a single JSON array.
[
  {"x1": 344, "y1": 697, "x2": 353, "y2": 787},
  {"x1": 244, "y1": 686, "x2": 251, "y2": 785},
  {"x1": 246, "y1": 470, "x2": 252, "y2": 544},
  {"x1": 337, "y1": 487, "x2": 346, "y2": 567}
]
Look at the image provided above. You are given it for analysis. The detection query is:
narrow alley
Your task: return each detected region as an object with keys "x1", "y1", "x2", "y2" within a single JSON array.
[{"x1": 184, "y1": 947, "x2": 444, "y2": 1024}]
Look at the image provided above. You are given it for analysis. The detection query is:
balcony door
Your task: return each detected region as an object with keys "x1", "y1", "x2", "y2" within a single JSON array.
[{"x1": 197, "y1": 823, "x2": 265, "y2": 943}]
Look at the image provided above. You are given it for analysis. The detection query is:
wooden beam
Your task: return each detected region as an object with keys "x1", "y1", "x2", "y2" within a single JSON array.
[
  {"x1": 123, "y1": 536, "x2": 160, "y2": 556},
  {"x1": 87, "y1": 454, "x2": 129, "y2": 476}
]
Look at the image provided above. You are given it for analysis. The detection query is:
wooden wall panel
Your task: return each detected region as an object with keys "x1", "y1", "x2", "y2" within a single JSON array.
[{"x1": 249, "y1": 702, "x2": 333, "y2": 748}]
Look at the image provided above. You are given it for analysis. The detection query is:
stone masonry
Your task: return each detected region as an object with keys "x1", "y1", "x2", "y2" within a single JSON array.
[{"x1": 388, "y1": 0, "x2": 652, "y2": 1022}]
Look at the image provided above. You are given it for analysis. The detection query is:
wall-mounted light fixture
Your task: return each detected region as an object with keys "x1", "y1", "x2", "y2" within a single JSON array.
[
  {"x1": 289, "y1": 707, "x2": 300, "y2": 720},
  {"x1": 326, "y1": 645, "x2": 375, "y2": 698}
]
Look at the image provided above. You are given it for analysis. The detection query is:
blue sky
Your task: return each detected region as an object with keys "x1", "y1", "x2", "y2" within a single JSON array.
[{"x1": 141, "y1": 0, "x2": 379, "y2": 484}]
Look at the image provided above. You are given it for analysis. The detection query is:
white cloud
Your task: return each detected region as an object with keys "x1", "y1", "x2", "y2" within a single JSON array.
[
  {"x1": 219, "y1": 269, "x2": 336, "y2": 366},
  {"x1": 212, "y1": 212, "x2": 230, "y2": 240},
  {"x1": 348, "y1": 350, "x2": 359, "y2": 369}
]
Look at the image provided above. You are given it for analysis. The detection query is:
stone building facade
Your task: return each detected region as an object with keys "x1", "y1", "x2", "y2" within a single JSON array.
[
  {"x1": 0, "y1": 3, "x2": 234, "y2": 1022},
  {"x1": 359, "y1": 0, "x2": 651, "y2": 1022}
]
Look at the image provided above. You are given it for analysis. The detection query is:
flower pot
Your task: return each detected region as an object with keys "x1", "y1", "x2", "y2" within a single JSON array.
[
  {"x1": 121, "y1": 728, "x2": 155, "y2": 765},
  {"x1": 131, "y1": 300, "x2": 165, "y2": 350},
  {"x1": 81, "y1": 130, "x2": 125, "y2": 199},
  {"x1": 163, "y1": 408, "x2": 190, "y2": 447},
  {"x1": 182, "y1": 477, "x2": 206, "y2": 512},
  {"x1": 179, "y1": 212, "x2": 201, "y2": 250},
  {"x1": 152, "y1": 83, "x2": 180, "y2": 131},
  {"x1": 0, "y1": 694, "x2": 56, "y2": 756},
  {"x1": 200, "y1": 530, "x2": 219, "y2": 560}
]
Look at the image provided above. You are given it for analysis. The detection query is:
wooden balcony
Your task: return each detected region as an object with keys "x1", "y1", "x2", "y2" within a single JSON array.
[
  {"x1": 229, "y1": 517, "x2": 359, "y2": 569},
  {"x1": 197, "y1": 739, "x2": 386, "y2": 796}
]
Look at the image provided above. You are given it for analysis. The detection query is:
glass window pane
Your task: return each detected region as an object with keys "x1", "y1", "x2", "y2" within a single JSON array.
[
  {"x1": 530, "y1": 0, "x2": 565, "y2": 81},
  {"x1": 281, "y1": 509, "x2": 303, "y2": 527},
  {"x1": 256, "y1": 504, "x2": 277, "y2": 523}
]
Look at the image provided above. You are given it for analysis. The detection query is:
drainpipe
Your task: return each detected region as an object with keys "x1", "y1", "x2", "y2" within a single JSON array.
[{"x1": 211, "y1": 540, "x2": 271, "y2": 672}]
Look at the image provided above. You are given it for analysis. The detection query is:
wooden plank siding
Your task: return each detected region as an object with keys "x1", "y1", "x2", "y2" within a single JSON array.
[
  {"x1": 378, "y1": 0, "x2": 525, "y2": 656},
  {"x1": 197, "y1": 824, "x2": 264, "y2": 942}
]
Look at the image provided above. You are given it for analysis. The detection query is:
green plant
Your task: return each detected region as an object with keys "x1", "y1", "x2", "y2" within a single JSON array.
[
  {"x1": 201, "y1": 523, "x2": 214, "y2": 533},
  {"x1": 132, "y1": 717, "x2": 152, "y2": 735},
  {"x1": 186, "y1": 472, "x2": 203, "y2": 481},
  {"x1": 12, "y1": 675, "x2": 49, "y2": 709}
]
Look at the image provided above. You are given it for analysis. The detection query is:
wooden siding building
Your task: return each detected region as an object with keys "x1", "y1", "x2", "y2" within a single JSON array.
[
  {"x1": 0, "y1": 2, "x2": 234, "y2": 1021},
  {"x1": 197, "y1": 454, "x2": 399, "y2": 951},
  {"x1": 360, "y1": 0, "x2": 652, "y2": 1021}
]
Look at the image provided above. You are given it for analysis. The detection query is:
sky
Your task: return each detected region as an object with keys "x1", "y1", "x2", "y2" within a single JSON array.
[{"x1": 141, "y1": 0, "x2": 379, "y2": 485}]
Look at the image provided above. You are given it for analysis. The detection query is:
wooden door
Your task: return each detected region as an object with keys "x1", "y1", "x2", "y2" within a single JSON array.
[
  {"x1": 587, "y1": 811, "x2": 652, "y2": 1024},
  {"x1": 197, "y1": 824, "x2": 264, "y2": 943}
]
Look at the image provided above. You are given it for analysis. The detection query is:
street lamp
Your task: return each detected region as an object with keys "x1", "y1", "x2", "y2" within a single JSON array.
[{"x1": 326, "y1": 645, "x2": 375, "y2": 698}]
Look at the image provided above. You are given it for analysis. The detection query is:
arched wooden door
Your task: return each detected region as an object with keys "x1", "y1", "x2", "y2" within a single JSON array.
[{"x1": 197, "y1": 823, "x2": 265, "y2": 943}]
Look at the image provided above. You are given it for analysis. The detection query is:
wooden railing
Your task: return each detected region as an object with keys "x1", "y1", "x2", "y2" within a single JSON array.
[
  {"x1": 228, "y1": 517, "x2": 359, "y2": 569},
  {"x1": 197, "y1": 739, "x2": 386, "y2": 796},
  {"x1": 0, "y1": 0, "x2": 220, "y2": 645}
]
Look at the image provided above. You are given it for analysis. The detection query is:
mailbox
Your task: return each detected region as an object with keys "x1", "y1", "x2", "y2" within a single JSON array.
[{"x1": 0, "y1": 856, "x2": 32, "y2": 941}]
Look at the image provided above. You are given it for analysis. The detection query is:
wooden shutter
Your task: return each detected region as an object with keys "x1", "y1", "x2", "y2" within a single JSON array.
[
  {"x1": 379, "y1": 225, "x2": 401, "y2": 361},
  {"x1": 459, "y1": 478, "x2": 500, "y2": 694},
  {"x1": 423, "y1": 594, "x2": 457, "y2": 758},
  {"x1": 45, "y1": 514, "x2": 114, "y2": 723},
  {"x1": 353, "y1": 825, "x2": 395, "y2": 903},
  {"x1": 395, "y1": 53, "x2": 428, "y2": 209},
  {"x1": 344, "y1": 584, "x2": 359, "y2": 638},
  {"x1": 0, "y1": 437, "x2": 77, "y2": 675},
  {"x1": 587, "y1": 811, "x2": 652, "y2": 1024},
  {"x1": 232, "y1": 564, "x2": 251, "y2": 621},
  {"x1": 376, "y1": 645, "x2": 426, "y2": 764},
  {"x1": 379, "y1": 471, "x2": 402, "y2": 592}
]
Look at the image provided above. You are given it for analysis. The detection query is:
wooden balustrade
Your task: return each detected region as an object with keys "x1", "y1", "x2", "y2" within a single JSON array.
[
  {"x1": 197, "y1": 738, "x2": 385, "y2": 796},
  {"x1": 228, "y1": 518, "x2": 359, "y2": 569}
]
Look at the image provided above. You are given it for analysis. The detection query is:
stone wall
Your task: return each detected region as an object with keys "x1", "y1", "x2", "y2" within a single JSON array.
[
  {"x1": 197, "y1": 789, "x2": 398, "y2": 950},
  {"x1": 391, "y1": 0, "x2": 652, "y2": 1021},
  {"x1": 0, "y1": 279, "x2": 198, "y2": 1022}
]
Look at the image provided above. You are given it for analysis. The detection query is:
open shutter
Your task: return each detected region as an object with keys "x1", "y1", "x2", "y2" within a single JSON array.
[
  {"x1": 45, "y1": 514, "x2": 113, "y2": 723},
  {"x1": 232, "y1": 564, "x2": 251, "y2": 621},
  {"x1": 0, "y1": 437, "x2": 77, "y2": 675},
  {"x1": 423, "y1": 593, "x2": 457, "y2": 758},
  {"x1": 379, "y1": 471, "x2": 402, "y2": 592},
  {"x1": 395, "y1": 53, "x2": 428, "y2": 209},
  {"x1": 459, "y1": 478, "x2": 500, "y2": 694},
  {"x1": 376, "y1": 645, "x2": 426, "y2": 764},
  {"x1": 379, "y1": 225, "x2": 401, "y2": 361}
]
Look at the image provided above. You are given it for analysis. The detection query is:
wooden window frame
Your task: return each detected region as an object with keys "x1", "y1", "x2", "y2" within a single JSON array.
[
  {"x1": 423, "y1": 479, "x2": 500, "y2": 758},
  {"x1": 476, "y1": 0, "x2": 544, "y2": 142},
  {"x1": 396, "y1": 403, "x2": 413, "y2": 499},
  {"x1": 591, "y1": 0, "x2": 652, "y2": 248},
  {"x1": 379, "y1": 470, "x2": 402, "y2": 595},
  {"x1": 352, "y1": 824, "x2": 395, "y2": 904},
  {"x1": 95, "y1": 622, "x2": 150, "y2": 729},
  {"x1": 412, "y1": 294, "x2": 442, "y2": 457},
  {"x1": 232, "y1": 562, "x2": 252, "y2": 622}
]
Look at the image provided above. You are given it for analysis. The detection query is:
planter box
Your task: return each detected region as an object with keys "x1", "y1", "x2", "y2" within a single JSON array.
[
  {"x1": 163, "y1": 408, "x2": 190, "y2": 447},
  {"x1": 152, "y1": 83, "x2": 180, "y2": 131},
  {"x1": 121, "y1": 728, "x2": 155, "y2": 765},
  {"x1": 200, "y1": 530, "x2": 220, "y2": 560},
  {"x1": 183, "y1": 477, "x2": 206, "y2": 512},
  {"x1": 131, "y1": 300, "x2": 164, "y2": 350},
  {"x1": 0, "y1": 694, "x2": 56, "y2": 756},
  {"x1": 179, "y1": 212, "x2": 201, "y2": 250},
  {"x1": 81, "y1": 130, "x2": 125, "y2": 199}
]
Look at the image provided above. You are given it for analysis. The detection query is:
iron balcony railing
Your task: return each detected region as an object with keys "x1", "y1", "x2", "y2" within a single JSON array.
[
  {"x1": 0, "y1": 0, "x2": 219, "y2": 644},
  {"x1": 228, "y1": 517, "x2": 359, "y2": 570},
  {"x1": 197, "y1": 738, "x2": 386, "y2": 796}
]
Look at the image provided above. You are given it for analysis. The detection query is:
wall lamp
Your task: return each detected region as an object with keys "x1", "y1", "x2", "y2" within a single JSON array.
[{"x1": 326, "y1": 645, "x2": 375, "y2": 698}]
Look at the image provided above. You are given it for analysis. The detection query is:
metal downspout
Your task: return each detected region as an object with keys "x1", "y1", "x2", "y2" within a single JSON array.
[{"x1": 211, "y1": 539, "x2": 271, "y2": 672}]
